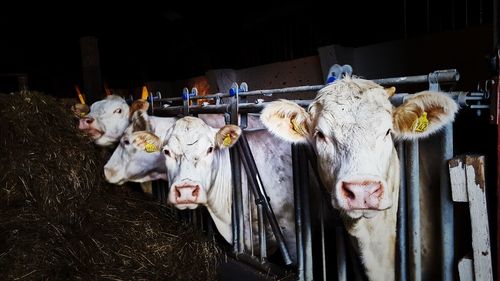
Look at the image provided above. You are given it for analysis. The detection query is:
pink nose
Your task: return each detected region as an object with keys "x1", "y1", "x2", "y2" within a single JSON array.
[
  {"x1": 79, "y1": 117, "x2": 94, "y2": 130},
  {"x1": 174, "y1": 185, "x2": 200, "y2": 204},
  {"x1": 341, "y1": 181, "x2": 383, "y2": 209}
]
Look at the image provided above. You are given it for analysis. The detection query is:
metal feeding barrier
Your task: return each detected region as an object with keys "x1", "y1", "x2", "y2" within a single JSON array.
[{"x1": 146, "y1": 66, "x2": 489, "y2": 281}]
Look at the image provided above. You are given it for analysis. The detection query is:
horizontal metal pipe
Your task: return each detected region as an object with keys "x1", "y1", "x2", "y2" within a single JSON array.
[
  {"x1": 155, "y1": 91, "x2": 473, "y2": 117},
  {"x1": 158, "y1": 71, "x2": 459, "y2": 103},
  {"x1": 374, "y1": 69, "x2": 459, "y2": 86}
]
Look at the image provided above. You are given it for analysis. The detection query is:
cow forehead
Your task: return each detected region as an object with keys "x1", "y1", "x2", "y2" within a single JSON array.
[
  {"x1": 167, "y1": 117, "x2": 214, "y2": 153},
  {"x1": 91, "y1": 98, "x2": 127, "y2": 115},
  {"x1": 311, "y1": 80, "x2": 393, "y2": 135}
]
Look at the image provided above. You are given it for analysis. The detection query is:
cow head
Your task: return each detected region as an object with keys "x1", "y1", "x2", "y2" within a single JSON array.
[
  {"x1": 261, "y1": 77, "x2": 457, "y2": 219},
  {"x1": 78, "y1": 95, "x2": 131, "y2": 146},
  {"x1": 163, "y1": 117, "x2": 241, "y2": 210},
  {"x1": 103, "y1": 105, "x2": 167, "y2": 185}
]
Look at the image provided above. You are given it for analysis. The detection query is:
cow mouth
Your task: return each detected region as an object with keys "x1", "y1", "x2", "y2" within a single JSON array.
[
  {"x1": 173, "y1": 202, "x2": 199, "y2": 210},
  {"x1": 344, "y1": 207, "x2": 389, "y2": 219},
  {"x1": 82, "y1": 128, "x2": 104, "y2": 139}
]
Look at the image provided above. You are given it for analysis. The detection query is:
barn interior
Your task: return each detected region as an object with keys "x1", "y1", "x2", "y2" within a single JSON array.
[{"x1": 0, "y1": 1, "x2": 499, "y2": 281}]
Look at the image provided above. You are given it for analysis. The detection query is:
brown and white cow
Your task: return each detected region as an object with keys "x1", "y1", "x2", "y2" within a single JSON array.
[
  {"x1": 260, "y1": 77, "x2": 458, "y2": 281},
  {"x1": 159, "y1": 116, "x2": 297, "y2": 260}
]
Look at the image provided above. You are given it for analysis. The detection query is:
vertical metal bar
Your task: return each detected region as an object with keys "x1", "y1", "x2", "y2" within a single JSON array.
[
  {"x1": 319, "y1": 202, "x2": 327, "y2": 281},
  {"x1": 292, "y1": 144, "x2": 305, "y2": 280},
  {"x1": 229, "y1": 85, "x2": 244, "y2": 253},
  {"x1": 258, "y1": 204, "x2": 267, "y2": 262},
  {"x1": 335, "y1": 226, "x2": 347, "y2": 281},
  {"x1": 440, "y1": 124, "x2": 454, "y2": 281},
  {"x1": 397, "y1": 142, "x2": 408, "y2": 281},
  {"x1": 230, "y1": 147, "x2": 244, "y2": 253},
  {"x1": 407, "y1": 141, "x2": 421, "y2": 281},
  {"x1": 298, "y1": 145, "x2": 313, "y2": 281}
]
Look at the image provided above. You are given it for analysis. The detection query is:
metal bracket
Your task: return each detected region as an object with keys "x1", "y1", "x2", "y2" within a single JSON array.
[
  {"x1": 182, "y1": 87, "x2": 190, "y2": 116},
  {"x1": 239, "y1": 82, "x2": 248, "y2": 129},
  {"x1": 326, "y1": 64, "x2": 353, "y2": 84}
]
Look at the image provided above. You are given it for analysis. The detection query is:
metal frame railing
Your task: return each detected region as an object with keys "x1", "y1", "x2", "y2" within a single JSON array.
[{"x1": 146, "y1": 67, "x2": 489, "y2": 281}]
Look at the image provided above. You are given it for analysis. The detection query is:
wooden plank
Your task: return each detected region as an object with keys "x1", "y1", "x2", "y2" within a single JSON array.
[
  {"x1": 464, "y1": 155, "x2": 493, "y2": 281},
  {"x1": 458, "y1": 256, "x2": 474, "y2": 281},
  {"x1": 449, "y1": 157, "x2": 468, "y2": 202}
]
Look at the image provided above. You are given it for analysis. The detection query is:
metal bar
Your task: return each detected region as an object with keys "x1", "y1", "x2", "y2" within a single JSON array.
[
  {"x1": 236, "y1": 137, "x2": 292, "y2": 265},
  {"x1": 298, "y1": 145, "x2": 313, "y2": 280},
  {"x1": 258, "y1": 203, "x2": 267, "y2": 262},
  {"x1": 440, "y1": 124, "x2": 454, "y2": 281},
  {"x1": 319, "y1": 201, "x2": 328, "y2": 281},
  {"x1": 397, "y1": 142, "x2": 408, "y2": 281},
  {"x1": 159, "y1": 70, "x2": 460, "y2": 105},
  {"x1": 155, "y1": 90, "x2": 478, "y2": 117},
  {"x1": 373, "y1": 70, "x2": 459, "y2": 86},
  {"x1": 335, "y1": 226, "x2": 347, "y2": 281},
  {"x1": 407, "y1": 140, "x2": 421, "y2": 281},
  {"x1": 229, "y1": 92, "x2": 245, "y2": 254},
  {"x1": 292, "y1": 144, "x2": 305, "y2": 280},
  {"x1": 230, "y1": 146, "x2": 243, "y2": 253}
]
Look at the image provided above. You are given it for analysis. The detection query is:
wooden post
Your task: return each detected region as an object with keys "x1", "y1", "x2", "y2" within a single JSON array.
[
  {"x1": 80, "y1": 36, "x2": 103, "y2": 105},
  {"x1": 449, "y1": 155, "x2": 493, "y2": 281}
]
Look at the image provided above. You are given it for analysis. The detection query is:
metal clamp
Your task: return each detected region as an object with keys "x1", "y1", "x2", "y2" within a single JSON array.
[{"x1": 326, "y1": 64, "x2": 353, "y2": 84}]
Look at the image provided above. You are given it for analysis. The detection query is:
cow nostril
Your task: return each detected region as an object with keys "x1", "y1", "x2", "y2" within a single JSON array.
[
  {"x1": 85, "y1": 118, "x2": 94, "y2": 124},
  {"x1": 342, "y1": 183, "x2": 356, "y2": 200},
  {"x1": 175, "y1": 187, "x2": 181, "y2": 198},
  {"x1": 371, "y1": 184, "x2": 383, "y2": 198},
  {"x1": 192, "y1": 186, "x2": 200, "y2": 197}
]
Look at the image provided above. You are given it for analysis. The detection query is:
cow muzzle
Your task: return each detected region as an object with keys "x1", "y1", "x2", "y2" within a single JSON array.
[
  {"x1": 340, "y1": 180, "x2": 385, "y2": 210},
  {"x1": 168, "y1": 181, "x2": 205, "y2": 209},
  {"x1": 79, "y1": 116, "x2": 103, "y2": 139}
]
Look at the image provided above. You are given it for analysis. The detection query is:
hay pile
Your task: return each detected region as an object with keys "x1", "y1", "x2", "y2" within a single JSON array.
[{"x1": 0, "y1": 92, "x2": 224, "y2": 280}]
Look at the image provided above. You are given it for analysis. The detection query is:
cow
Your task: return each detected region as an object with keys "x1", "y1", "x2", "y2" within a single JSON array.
[
  {"x1": 106, "y1": 115, "x2": 297, "y2": 260},
  {"x1": 259, "y1": 77, "x2": 458, "y2": 281}
]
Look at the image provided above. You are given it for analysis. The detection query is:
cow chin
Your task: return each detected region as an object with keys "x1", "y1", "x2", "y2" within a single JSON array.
[{"x1": 95, "y1": 135, "x2": 118, "y2": 147}]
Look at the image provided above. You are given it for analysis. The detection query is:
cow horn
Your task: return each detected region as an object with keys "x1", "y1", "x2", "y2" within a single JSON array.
[{"x1": 384, "y1": 86, "x2": 396, "y2": 97}]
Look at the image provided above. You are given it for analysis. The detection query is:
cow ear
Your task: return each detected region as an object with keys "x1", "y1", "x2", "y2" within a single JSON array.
[
  {"x1": 215, "y1": 125, "x2": 242, "y2": 149},
  {"x1": 260, "y1": 99, "x2": 310, "y2": 143},
  {"x1": 131, "y1": 131, "x2": 162, "y2": 153},
  {"x1": 129, "y1": 100, "x2": 149, "y2": 118},
  {"x1": 131, "y1": 110, "x2": 151, "y2": 133},
  {"x1": 392, "y1": 91, "x2": 458, "y2": 139}
]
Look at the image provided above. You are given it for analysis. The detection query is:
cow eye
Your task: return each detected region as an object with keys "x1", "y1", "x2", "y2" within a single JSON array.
[
  {"x1": 385, "y1": 129, "x2": 391, "y2": 136},
  {"x1": 315, "y1": 130, "x2": 325, "y2": 139},
  {"x1": 113, "y1": 108, "x2": 122, "y2": 114},
  {"x1": 164, "y1": 149, "x2": 171, "y2": 157},
  {"x1": 123, "y1": 139, "x2": 130, "y2": 145},
  {"x1": 207, "y1": 146, "x2": 214, "y2": 154}
]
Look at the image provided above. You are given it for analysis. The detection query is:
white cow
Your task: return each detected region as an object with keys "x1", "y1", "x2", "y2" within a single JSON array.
[
  {"x1": 158, "y1": 116, "x2": 297, "y2": 260},
  {"x1": 260, "y1": 77, "x2": 458, "y2": 281}
]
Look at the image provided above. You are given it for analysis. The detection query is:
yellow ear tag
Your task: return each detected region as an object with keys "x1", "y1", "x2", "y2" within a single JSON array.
[
  {"x1": 291, "y1": 118, "x2": 306, "y2": 136},
  {"x1": 411, "y1": 112, "x2": 429, "y2": 132},
  {"x1": 145, "y1": 143, "x2": 158, "y2": 153},
  {"x1": 223, "y1": 134, "x2": 232, "y2": 146}
]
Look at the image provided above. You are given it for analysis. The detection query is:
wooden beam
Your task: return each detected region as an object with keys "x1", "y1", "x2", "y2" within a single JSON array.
[{"x1": 80, "y1": 36, "x2": 103, "y2": 105}]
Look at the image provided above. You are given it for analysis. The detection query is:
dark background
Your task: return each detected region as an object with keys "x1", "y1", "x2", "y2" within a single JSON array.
[{"x1": 0, "y1": 1, "x2": 496, "y2": 95}]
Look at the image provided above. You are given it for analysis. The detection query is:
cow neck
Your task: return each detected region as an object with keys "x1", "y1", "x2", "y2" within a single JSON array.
[{"x1": 205, "y1": 147, "x2": 233, "y2": 243}]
